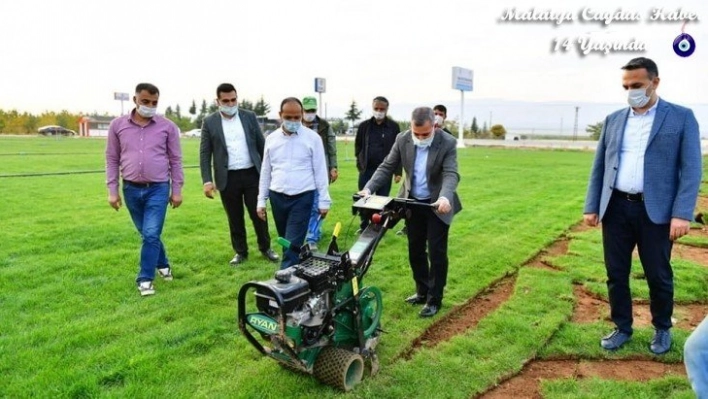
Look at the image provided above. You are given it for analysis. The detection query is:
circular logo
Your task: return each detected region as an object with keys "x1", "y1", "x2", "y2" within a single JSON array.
[{"x1": 673, "y1": 33, "x2": 696, "y2": 57}]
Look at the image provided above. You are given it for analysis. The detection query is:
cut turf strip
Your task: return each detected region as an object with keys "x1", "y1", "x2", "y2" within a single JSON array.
[
  {"x1": 398, "y1": 275, "x2": 516, "y2": 360},
  {"x1": 477, "y1": 359, "x2": 687, "y2": 399},
  {"x1": 571, "y1": 285, "x2": 708, "y2": 330}
]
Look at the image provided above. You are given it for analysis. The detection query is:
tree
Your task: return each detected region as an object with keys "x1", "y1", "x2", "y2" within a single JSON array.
[
  {"x1": 345, "y1": 101, "x2": 362, "y2": 127},
  {"x1": 189, "y1": 100, "x2": 197, "y2": 116},
  {"x1": 23, "y1": 114, "x2": 39, "y2": 134},
  {"x1": 165, "y1": 106, "x2": 174, "y2": 117},
  {"x1": 194, "y1": 99, "x2": 209, "y2": 130},
  {"x1": 254, "y1": 96, "x2": 270, "y2": 116},
  {"x1": 239, "y1": 99, "x2": 254, "y2": 111},
  {"x1": 328, "y1": 118, "x2": 348, "y2": 135},
  {"x1": 175, "y1": 104, "x2": 182, "y2": 119},
  {"x1": 56, "y1": 110, "x2": 74, "y2": 129},
  {"x1": 586, "y1": 121, "x2": 604, "y2": 140},
  {"x1": 397, "y1": 120, "x2": 411, "y2": 132},
  {"x1": 208, "y1": 102, "x2": 218, "y2": 114},
  {"x1": 471, "y1": 116, "x2": 479, "y2": 134},
  {"x1": 490, "y1": 124, "x2": 506, "y2": 139},
  {"x1": 479, "y1": 122, "x2": 489, "y2": 138}
]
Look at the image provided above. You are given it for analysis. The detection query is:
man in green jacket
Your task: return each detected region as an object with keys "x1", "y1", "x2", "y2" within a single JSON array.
[{"x1": 302, "y1": 96, "x2": 338, "y2": 248}]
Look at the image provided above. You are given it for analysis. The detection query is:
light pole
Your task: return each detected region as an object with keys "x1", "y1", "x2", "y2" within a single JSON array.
[{"x1": 573, "y1": 106, "x2": 579, "y2": 141}]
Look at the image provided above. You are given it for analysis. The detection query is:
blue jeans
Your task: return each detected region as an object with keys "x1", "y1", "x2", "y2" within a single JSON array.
[
  {"x1": 685, "y1": 316, "x2": 708, "y2": 398},
  {"x1": 123, "y1": 182, "x2": 170, "y2": 282},
  {"x1": 269, "y1": 190, "x2": 314, "y2": 269},
  {"x1": 306, "y1": 191, "x2": 324, "y2": 244}
]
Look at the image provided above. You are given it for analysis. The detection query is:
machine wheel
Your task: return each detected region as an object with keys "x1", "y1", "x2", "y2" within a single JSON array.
[
  {"x1": 313, "y1": 347, "x2": 364, "y2": 391},
  {"x1": 359, "y1": 286, "x2": 383, "y2": 338}
]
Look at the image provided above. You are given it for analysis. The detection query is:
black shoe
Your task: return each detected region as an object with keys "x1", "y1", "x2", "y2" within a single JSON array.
[
  {"x1": 404, "y1": 293, "x2": 427, "y2": 305},
  {"x1": 230, "y1": 253, "x2": 247, "y2": 266},
  {"x1": 261, "y1": 249, "x2": 279, "y2": 262},
  {"x1": 419, "y1": 303, "x2": 439, "y2": 318},
  {"x1": 649, "y1": 329, "x2": 672, "y2": 355}
]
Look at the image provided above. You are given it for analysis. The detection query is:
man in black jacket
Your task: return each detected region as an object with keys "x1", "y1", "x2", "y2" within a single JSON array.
[
  {"x1": 200, "y1": 83, "x2": 279, "y2": 266},
  {"x1": 355, "y1": 96, "x2": 401, "y2": 231}
]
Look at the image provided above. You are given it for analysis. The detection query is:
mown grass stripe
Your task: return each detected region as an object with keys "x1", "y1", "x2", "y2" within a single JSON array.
[{"x1": 360, "y1": 268, "x2": 574, "y2": 398}]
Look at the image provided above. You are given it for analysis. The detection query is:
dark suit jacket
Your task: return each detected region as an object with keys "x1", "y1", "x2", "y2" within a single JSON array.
[
  {"x1": 355, "y1": 117, "x2": 401, "y2": 175},
  {"x1": 364, "y1": 129, "x2": 462, "y2": 225},
  {"x1": 584, "y1": 99, "x2": 702, "y2": 224},
  {"x1": 200, "y1": 109, "x2": 265, "y2": 191}
]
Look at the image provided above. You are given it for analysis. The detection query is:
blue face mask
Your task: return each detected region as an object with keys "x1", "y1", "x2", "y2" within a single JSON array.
[
  {"x1": 283, "y1": 120, "x2": 301, "y2": 133},
  {"x1": 219, "y1": 105, "x2": 238, "y2": 116}
]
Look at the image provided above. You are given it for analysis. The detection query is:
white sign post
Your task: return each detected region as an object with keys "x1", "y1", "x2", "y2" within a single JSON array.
[
  {"x1": 314, "y1": 77, "x2": 326, "y2": 116},
  {"x1": 114, "y1": 92, "x2": 129, "y2": 115},
  {"x1": 451, "y1": 67, "x2": 473, "y2": 148}
]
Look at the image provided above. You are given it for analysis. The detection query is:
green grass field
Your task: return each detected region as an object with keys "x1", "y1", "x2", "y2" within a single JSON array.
[{"x1": 0, "y1": 136, "x2": 704, "y2": 398}]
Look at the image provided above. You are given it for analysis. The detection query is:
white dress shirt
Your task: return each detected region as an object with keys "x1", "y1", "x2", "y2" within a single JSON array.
[
  {"x1": 257, "y1": 125, "x2": 331, "y2": 209},
  {"x1": 222, "y1": 113, "x2": 254, "y2": 170},
  {"x1": 614, "y1": 98, "x2": 660, "y2": 194}
]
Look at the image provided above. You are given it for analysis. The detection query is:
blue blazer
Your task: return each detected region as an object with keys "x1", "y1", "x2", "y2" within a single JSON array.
[{"x1": 584, "y1": 99, "x2": 702, "y2": 224}]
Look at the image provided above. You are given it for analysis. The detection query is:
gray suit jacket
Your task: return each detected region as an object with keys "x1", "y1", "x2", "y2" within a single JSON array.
[
  {"x1": 364, "y1": 129, "x2": 462, "y2": 225},
  {"x1": 584, "y1": 99, "x2": 702, "y2": 224},
  {"x1": 200, "y1": 109, "x2": 265, "y2": 191}
]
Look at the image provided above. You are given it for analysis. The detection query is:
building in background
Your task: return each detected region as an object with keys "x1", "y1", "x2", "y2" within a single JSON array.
[{"x1": 78, "y1": 115, "x2": 114, "y2": 137}]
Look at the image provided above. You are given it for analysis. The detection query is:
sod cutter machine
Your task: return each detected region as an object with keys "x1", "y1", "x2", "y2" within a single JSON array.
[{"x1": 237, "y1": 195, "x2": 434, "y2": 391}]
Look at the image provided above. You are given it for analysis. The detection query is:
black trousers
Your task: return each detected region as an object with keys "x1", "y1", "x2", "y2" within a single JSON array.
[
  {"x1": 406, "y1": 199, "x2": 450, "y2": 305},
  {"x1": 602, "y1": 192, "x2": 674, "y2": 334},
  {"x1": 219, "y1": 168, "x2": 271, "y2": 256}
]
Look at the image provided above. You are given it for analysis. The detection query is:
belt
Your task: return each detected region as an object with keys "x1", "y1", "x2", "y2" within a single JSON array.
[
  {"x1": 613, "y1": 189, "x2": 644, "y2": 202},
  {"x1": 272, "y1": 190, "x2": 313, "y2": 199},
  {"x1": 228, "y1": 167, "x2": 256, "y2": 173},
  {"x1": 124, "y1": 180, "x2": 164, "y2": 188}
]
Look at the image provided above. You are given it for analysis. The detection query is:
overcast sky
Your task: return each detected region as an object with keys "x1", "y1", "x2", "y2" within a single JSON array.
[{"x1": 1, "y1": 0, "x2": 705, "y2": 124}]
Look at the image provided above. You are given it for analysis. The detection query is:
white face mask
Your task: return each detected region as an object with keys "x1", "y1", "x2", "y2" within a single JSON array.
[
  {"x1": 627, "y1": 84, "x2": 653, "y2": 108},
  {"x1": 303, "y1": 112, "x2": 317, "y2": 122},
  {"x1": 412, "y1": 133, "x2": 434, "y2": 148},
  {"x1": 373, "y1": 111, "x2": 386, "y2": 120},
  {"x1": 219, "y1": 105, "x2": 238, "y2": 116},
  {"x1": 434, "y1": 115, "x2": 444, "y2": 127},
  {"x1": 137, "y1": 105, "x2": 157, "y2": 118}
]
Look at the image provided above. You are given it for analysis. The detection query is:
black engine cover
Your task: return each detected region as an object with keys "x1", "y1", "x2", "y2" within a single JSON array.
[{"x1": 254, "y1": 275, "x2": 310, "y2": 314}]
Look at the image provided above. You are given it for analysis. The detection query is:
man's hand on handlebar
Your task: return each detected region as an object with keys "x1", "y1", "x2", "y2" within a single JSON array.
[
  {"x1": 357, "y1": 188, "x2": 371, "y2": 198},
  {"x1": 432, "y1": 197, "x2": 452, "y2": 214}
]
